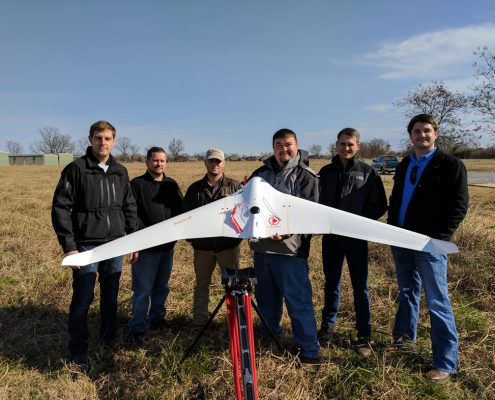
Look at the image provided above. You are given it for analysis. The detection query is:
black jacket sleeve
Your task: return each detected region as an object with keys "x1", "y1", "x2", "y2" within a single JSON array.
[
  {"x1": 442, "y1": 158, "x2": 469, "y2": 239},
  {"x1": 51, "y1": 164, "x2": 78, "y2": 253},
  {"x1": 298, "y1": 168, "x2": 319, "y2": 202},
  {"x1": 167, "y1": 180, "x2": 184, "y2": 218},
  {"x1": 130, "y1": 178, "x2": 145, "y2": 230},
  {"x1": 362, "y1": 169, "x2": 388, "y2": 220},
  {"x1": 123, "y1": 172, "x2": 139, "y2": 235},
  {"x1": 317, "y1": 165, "x2": 335, "y2": 207},
  {"x1": 182, "y1": 184, "x2": 196, "y2": 213}
]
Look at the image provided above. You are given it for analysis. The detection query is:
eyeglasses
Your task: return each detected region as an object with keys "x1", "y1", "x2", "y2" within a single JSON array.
[{"x1": 410, "y1": 165, "x2": 418, "y2": 184}]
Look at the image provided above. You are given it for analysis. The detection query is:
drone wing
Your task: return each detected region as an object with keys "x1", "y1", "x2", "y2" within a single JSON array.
[
  {"x1": 61, "y1": 189, "x2": 247, "y2": 266},
  {"x1": 61, "y1": 176, "x2": 457, "y2": 267},
  {"x1": 239, "y1": 177, "x2": 458, "y2": 255}
]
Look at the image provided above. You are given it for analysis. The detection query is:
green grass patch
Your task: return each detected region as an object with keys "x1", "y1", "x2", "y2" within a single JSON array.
[{"x1": 0, "y1": 277, "x2": 17, "y2": 286}]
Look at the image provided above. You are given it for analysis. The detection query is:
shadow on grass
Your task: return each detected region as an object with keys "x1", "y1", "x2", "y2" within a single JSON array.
[
  {"x1": 2, "y1": 304, "x2": 485, "y2": 399},
  {"x1": 0, "y1": 303, "x2": 68, "y2": 372},
  {"x1": 0, "y1": 303, "x2": 232, "y2": 375}
]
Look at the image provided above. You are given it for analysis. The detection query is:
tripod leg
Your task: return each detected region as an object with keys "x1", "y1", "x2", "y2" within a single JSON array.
[
  {"x1": 181, "y1": 294, "x2": 226, "y2": 363},
  {"x1": 226, "y1": 292, "x2": 243, "y2": 400},
  {"x1": 251, "y1": 298, "x2": 284, "y2": 353},
  {"x1": 239, "y1": 292, "x2": 259, "y2": 400}
]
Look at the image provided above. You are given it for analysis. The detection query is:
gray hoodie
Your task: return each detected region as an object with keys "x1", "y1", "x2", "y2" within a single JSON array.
[{"x1": 249, "y1": 153, "x2": 319, "y2": 258}]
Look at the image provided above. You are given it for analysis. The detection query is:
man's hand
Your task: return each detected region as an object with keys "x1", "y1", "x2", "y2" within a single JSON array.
[
  {"x1": 129, "y1": 252, "x2": 139, "y2": 264},
  {"x1": 64, "y1": 250, "x2": 80, "y2": 270},
  {"x1": 270, "y1": 233, "x2": 291, "y2": 241}
]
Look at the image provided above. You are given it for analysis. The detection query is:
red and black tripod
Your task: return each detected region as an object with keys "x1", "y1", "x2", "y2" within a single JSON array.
[{"x1": 181, "y1": 268, "x2": 283, "y2": 400}]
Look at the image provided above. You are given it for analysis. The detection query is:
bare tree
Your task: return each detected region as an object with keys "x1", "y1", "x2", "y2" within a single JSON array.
[
  {"x1": 226, "y1": 153, "x2": 241, "y2": 161},
  {"x1": 327, "y1": 143, "x2": 336, "y2": 157},
  {"x1": 472, "y1": 47, "x2": 495, "y2": 134},
  {"x1": 359, "y1": 138, "x2": 391, "y2": 159},
  {"x1": 6, "y1": 140, "x2": 22, "y2": 154},
  {"x1": 259, "y1": 151, "x2": 272, "y2": 161},
  {"x1": 75, "y1": 138, "x2": 89, "y2": 155},
  {"x1": 395, "y1": 81, "x2": 479, "y2": 153},
  {"x1": 30, "y1": 127, "x2": 74, "y2": 154},
  {"x1": 168, "y1": 137, "x2": 184, "y2": 161},
  {"x1": 129, "y1": 144, "x2": 141, "y2": 161},
  {"x1": 116, "y1": 136, "x2": 132, "y2": 162},
  {"x1": 308, "y1": 144, "x2": 322, "y2": 158}
]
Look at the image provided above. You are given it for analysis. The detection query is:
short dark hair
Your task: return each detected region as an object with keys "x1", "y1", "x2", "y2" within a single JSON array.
[
  {"x1": 89, "y1": 120, "x2": 116, "y2": 138},
  {"x1": 407, "y1": 114, "x2": 439, "y2": 134},
  {"x1": 146, "y1": 146, "x2": 167, "y2": 160},
  {"x1": 337, "y1": 127, "x2": 360, "y2": 142},
  {"x1": 272, "y1": 128, "x2": 297, "y2": 147}
]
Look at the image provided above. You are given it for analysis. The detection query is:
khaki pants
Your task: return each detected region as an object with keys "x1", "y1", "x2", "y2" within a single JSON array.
[{"x1": 192, "y1": 247, "x2": 240, "y2": 325}]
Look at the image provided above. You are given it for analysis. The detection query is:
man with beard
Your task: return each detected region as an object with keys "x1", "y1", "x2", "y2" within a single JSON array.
[
  {"x1": 249, "y1": 129, "x2": 320, "y2": 363},
  {"x1": 128, "y1": 147, "x2": 183, "y2": 343},
  {"x1": 183, "y1": 148, "x2": 242, "y2": 327}
]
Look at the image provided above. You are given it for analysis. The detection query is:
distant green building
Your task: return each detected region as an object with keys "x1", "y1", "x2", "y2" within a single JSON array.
[
  {"x1": 0, "y1": 151, "x2": 9, "y2": 166},
  {"x1": 8, "y1": 153, "x2": 75, "y2": 165},
  {"x1": 58, "y1": 153, "x2": 75, "y2": 166},
  {"x1": 10, "y1": 154, "x2": 44, "y2": 165},
  {"x1": 43, "y1": 154, "x2": 59, "y2": 166}
]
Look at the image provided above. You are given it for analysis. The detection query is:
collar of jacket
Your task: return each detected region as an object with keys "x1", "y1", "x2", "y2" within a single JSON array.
[
  {"x1": 264, "y1": 153, "x2": 301, "y2": 172},
  {"x1": 331, "y1": 154, "x2": 356, "y2": 171},
  {"x1": 401, "y1": 149, "x2": 444, "y2": 170},
  {"x1": 85, "y1": 146, "x2": 116, "y2": 171},
  {"x1": 143, "y1": 169, "x2": 166, "y2": 182},
  {"x1": 201, "y1": 173, "x2": 226, "y2": 187}
]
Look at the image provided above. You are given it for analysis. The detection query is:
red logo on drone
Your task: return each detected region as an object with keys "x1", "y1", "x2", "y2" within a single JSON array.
[{"x1": 268, "y1": 216, "x2": 281, "y2": 226}]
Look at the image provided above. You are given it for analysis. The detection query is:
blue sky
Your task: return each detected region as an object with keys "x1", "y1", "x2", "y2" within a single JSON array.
[{"x1": 1, "y1": 0, "x2": 495, "y2": 156}]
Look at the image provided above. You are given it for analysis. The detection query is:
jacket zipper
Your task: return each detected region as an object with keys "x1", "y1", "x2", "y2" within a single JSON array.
[{"x1": 106, "y1": 176, "x2": 111, "y2": 237}]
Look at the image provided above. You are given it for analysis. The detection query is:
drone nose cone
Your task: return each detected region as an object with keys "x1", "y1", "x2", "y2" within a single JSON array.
[{"x1": 250, "y1": 206, "x2": 260, "y2": 214}]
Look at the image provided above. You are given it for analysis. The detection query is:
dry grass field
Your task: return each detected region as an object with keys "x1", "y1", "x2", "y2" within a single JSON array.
[{"x1": 1, "y1": 158, "x2": 494, "y2": 399}]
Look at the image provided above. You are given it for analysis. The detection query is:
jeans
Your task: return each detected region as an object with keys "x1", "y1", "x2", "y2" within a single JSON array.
[
  {"x1": 253, "y1": 252, "x2": 320, "y2": 358},
  {"x1": 192, "y1": 247, "x2": 240, "y2": 325},
  {"x1": 391, "y1": 246, "x2": 458, "y2": 373},
  {"x1": 128, "y1": 249, "x2": 174, "y2": 333},
  {"x1": 321, "y1": 235, "x2": 371, "y2": 338},
  {"x1": 68, "y1": 246, "x2": 122, "y2": 358}
]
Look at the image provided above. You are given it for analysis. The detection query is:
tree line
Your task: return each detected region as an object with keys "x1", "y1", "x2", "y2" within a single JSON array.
[
  {"x1": 5, "y1": 47, "x2": 495, "y2": 160},
  {"x1": 6, "y1": 129, "x2": 189, "y2": 162}
]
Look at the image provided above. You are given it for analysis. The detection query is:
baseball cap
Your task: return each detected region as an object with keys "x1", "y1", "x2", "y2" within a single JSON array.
[{"x1": 205, "y1": 148, "x2": 225, "y2": 161}]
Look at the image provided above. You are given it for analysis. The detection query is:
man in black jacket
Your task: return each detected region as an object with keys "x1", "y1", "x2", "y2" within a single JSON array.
[
  {"x1": 387, "y1": 114, "x2": 468, "y2": 381},
  {"x1": 318, "y1": 128, "x2": 387, "y2": 356},
  {"x1": 52, "y1": 120, "x2": 139, "y2": 367},
  {"x1": 128, "y1": 147, "x2": 183, "y2": 341},
  {"x1": 183, "y1": 148, "x2": 242, "y2": 327}
]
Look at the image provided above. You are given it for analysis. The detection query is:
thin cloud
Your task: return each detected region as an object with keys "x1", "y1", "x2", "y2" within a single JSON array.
[
  {"x1": 361, "y1": 23, "x2": 495, "y2": 80},
  {"x1": 365, "y1": 103, "x2": 392, "y2": 113}
]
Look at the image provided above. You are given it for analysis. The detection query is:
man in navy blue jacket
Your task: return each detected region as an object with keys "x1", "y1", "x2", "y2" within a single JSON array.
[{"x1": 387, "y1": 114, "x2": 468, "y2": 381}]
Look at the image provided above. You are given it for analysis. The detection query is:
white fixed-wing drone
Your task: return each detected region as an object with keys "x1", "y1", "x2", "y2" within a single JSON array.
[{"x1": 61, "y1": 176, "x2": 458, "y2": 267}]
